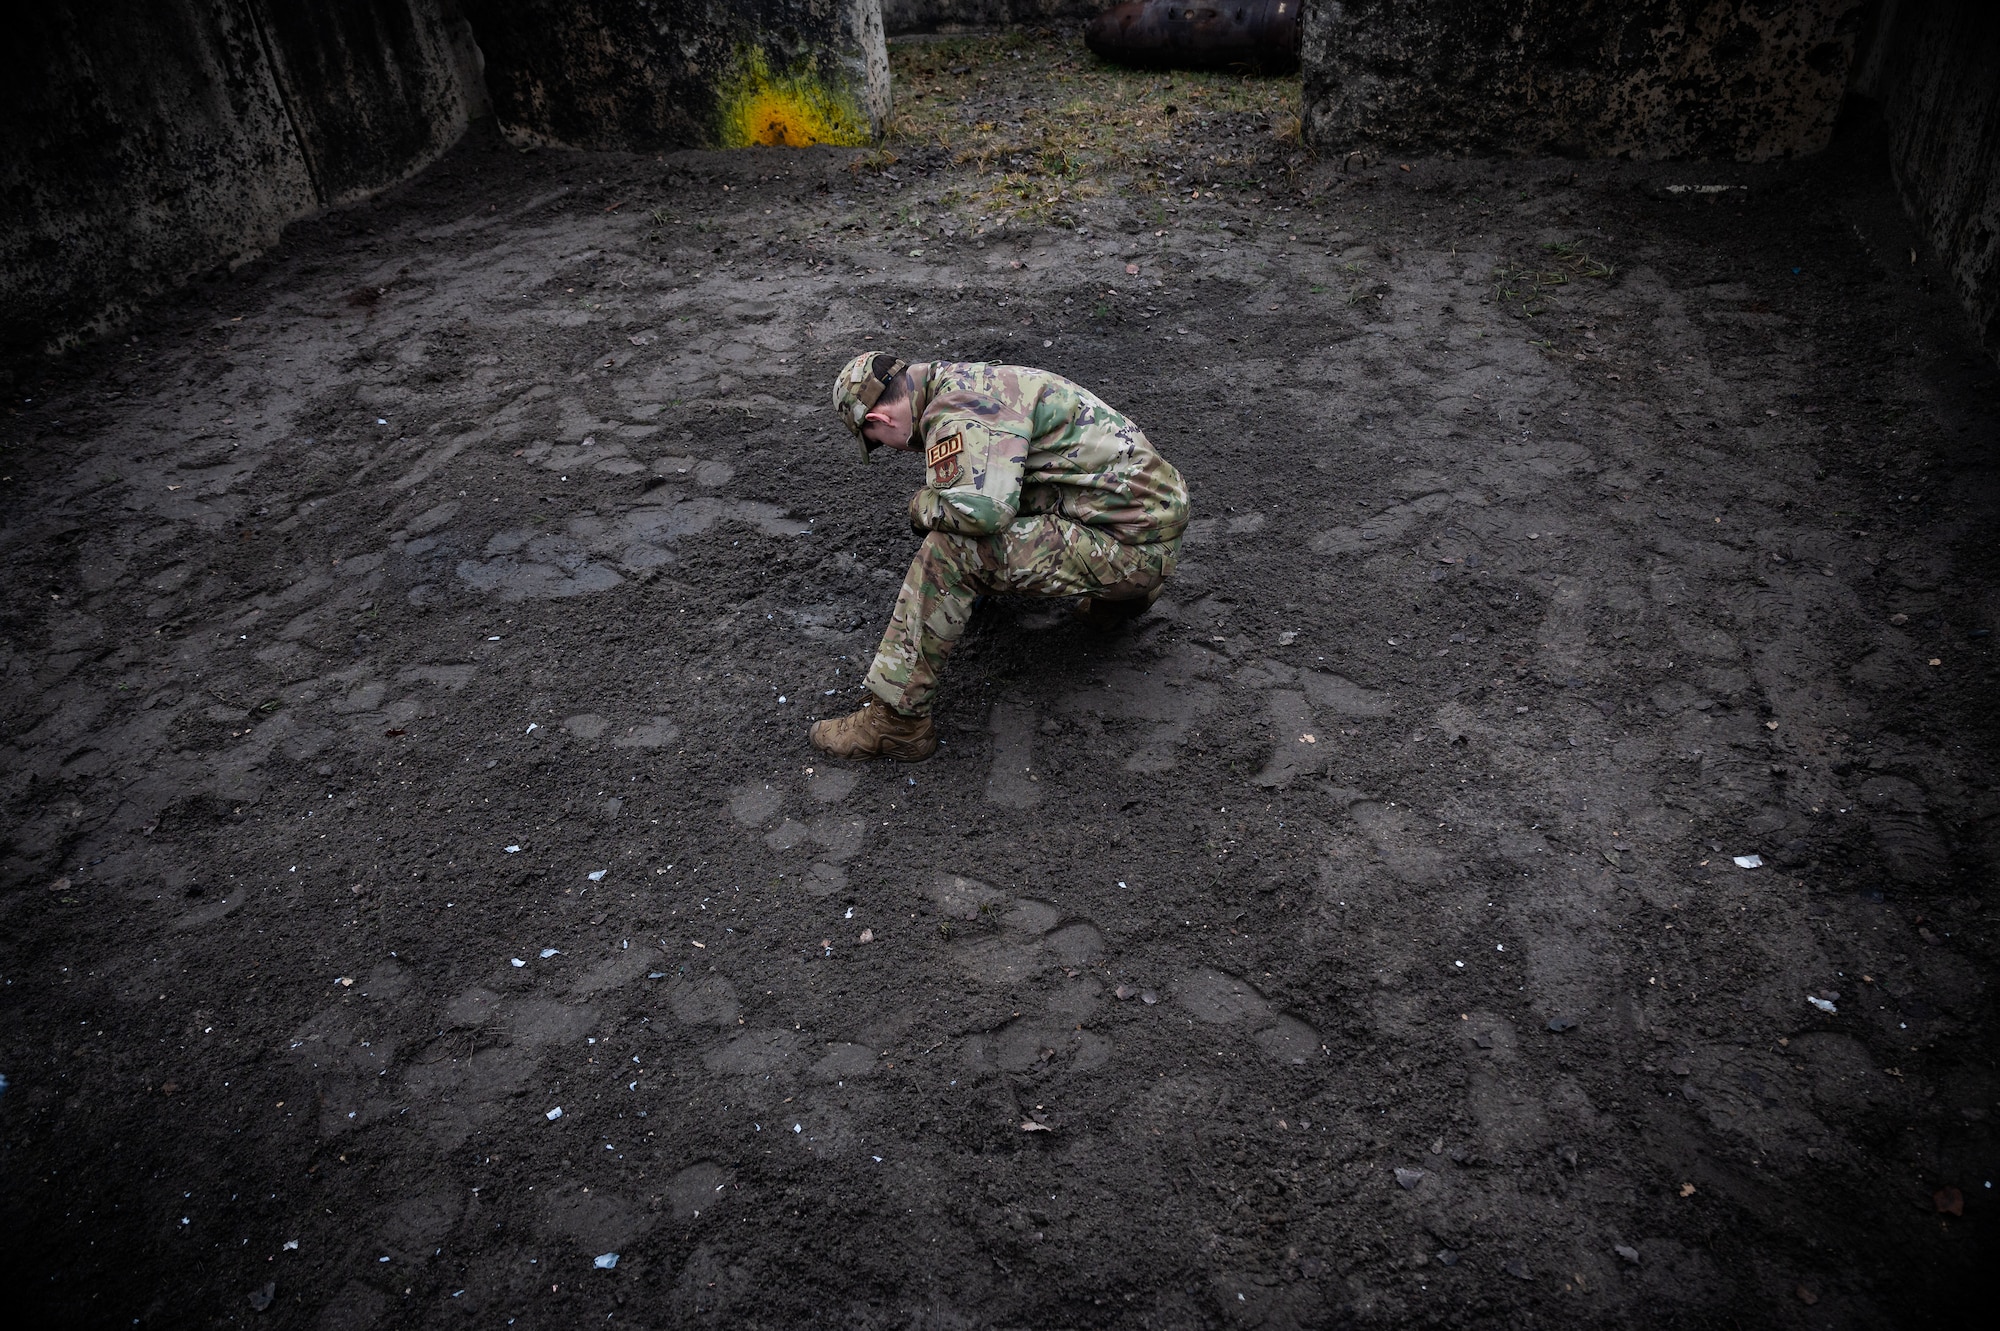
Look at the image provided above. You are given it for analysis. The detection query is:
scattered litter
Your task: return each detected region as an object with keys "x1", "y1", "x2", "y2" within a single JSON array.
[
  {"x1": 1140, "y1": 990, "x2": 1159, "y2": 1005},
  {"x1": 587, "y1": 870, "x2": 607, "y2": 882},
  {"x1": 487, "y1": 635, "x2": 502, "y2": 641},
  {"x1": 282, "y1": 1240, "x2": 298, "y2": 1251},
  {"x1": 1807, "y1": 995, "x2": 1837, "y2": 1014},
  {"x1": 504, "y1": 845, "x2": 521, "y2": 854},
  {"x1": 335, "y1": 977, "x2": 354, "y2": 988},
  {"x1": 1547, "y1": 1016, "x2": 1578, "y2": 1033},
  {"x1": 1020, "y1": 1120, "x2": 1054, "y2": 1133},
  {"x1": 248, "y1": 1282, "x2": 275, "y2": 1312},
  {"x1": 1679, "y1": 1182, "x2": 1696, "y2": 1197},
  {"x1": 0, "y1": 1074, "x2": 8, "y2": 1097},
  {"x1": 546, "y1": 1106, "x2": 563, "y2": 1120},
  {"x1": 1278, "y1": 630, "x2": 1298, "y2": 646},
  {"x1": 1502, "y1": 1257, "x2": 1532, "y2": 1281},
  {"x1": 525, "y1": 723, "x2": 539, "y2": 734},
  {"x1": 594, "y1": 1252, "x2": 619, "y2": 1270},
  {"x1": 647, "y1": 972, "x2": 665, "y2": 980},
  {"x1": 1664, "y1": 184, "x2": 1744, "y2": 194},
  {"x1": 1614, "y1": 1244, "x2": 1640, "y2": 1265},
  {"x1": 510, "y1": 958, "x2": 525, "y2": 968},
  {"x1": 1733, "y1": 854, "x2": 1763, "y2": 869},
  {"x1": 1435, "y1": 1249, "x2": 1458, "y2": 1267},
  {"x1": 1393, "y1": 1167, "x2": 1426, "y2": 1190},
  {"x1": 792, "y1": 1123, "x2": 802, "y2": 1133},
  {"x1": 858, "y1": 929, "x2": 874, "y2": 943},
  {"x1": 539, "y1": 948, "x2": 559, "y2": 959}
]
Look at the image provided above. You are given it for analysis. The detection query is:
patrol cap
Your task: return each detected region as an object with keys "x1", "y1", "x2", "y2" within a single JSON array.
[{"x1": 832, "y1": 351, "x2": 908, "y2": 459}]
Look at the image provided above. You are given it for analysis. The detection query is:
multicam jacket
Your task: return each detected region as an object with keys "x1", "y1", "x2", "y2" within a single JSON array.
[{"x1": 906, "y1": 363, "x2": 1189, "y2": 544}]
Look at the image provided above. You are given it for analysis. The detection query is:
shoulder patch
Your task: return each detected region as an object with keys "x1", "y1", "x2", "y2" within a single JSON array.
[{"x1": 927, "y1": 432, "x2": 963, "y2": 486}]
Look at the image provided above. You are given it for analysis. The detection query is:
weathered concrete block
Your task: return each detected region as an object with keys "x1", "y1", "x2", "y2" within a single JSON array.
[
  {"x1": 0, "y1": 1, "x2": 475, "y2": 359},
  {"x1": 463, "y1": 0, "x2": 889, "y2": 150},
  {"x1": 1302, "y1": 0, "x2": 1865, "y2": 161},
  {"x1": 1853, "y1": 0, "x2": 2000, "y2": 362}
]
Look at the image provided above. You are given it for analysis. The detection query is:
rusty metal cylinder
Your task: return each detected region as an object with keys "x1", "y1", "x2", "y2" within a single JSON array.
[{"x1": 1085, "y1": 0, "x2": 1301, "y2": 74}]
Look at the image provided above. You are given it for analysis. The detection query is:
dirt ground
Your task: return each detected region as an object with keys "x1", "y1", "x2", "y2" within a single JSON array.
[{"x1": 3, "y1": 26, "x2": 1996, "y2": 1330}]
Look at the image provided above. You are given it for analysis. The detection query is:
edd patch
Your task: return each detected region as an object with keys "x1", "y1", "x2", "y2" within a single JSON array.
[{"x1": 927, "y1": 432, "x2": 963, "y2": 487}]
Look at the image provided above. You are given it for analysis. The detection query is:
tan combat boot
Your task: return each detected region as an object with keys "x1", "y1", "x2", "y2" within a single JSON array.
[{"x1": 809, "y1": 695, "x2": 937, "y2": 762}]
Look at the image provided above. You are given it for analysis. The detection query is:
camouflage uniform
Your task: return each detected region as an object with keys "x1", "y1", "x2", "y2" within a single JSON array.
[{"x1": 861, "y1": 362, "x2": 1190, "y2": 715}]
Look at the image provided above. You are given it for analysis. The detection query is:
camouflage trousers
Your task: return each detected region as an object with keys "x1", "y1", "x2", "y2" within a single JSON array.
[{"x1": 865, "y1": 515, "x2": 1181, "y2": 715}]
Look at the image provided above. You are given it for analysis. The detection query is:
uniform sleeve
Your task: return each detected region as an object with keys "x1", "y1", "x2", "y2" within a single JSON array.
[{"x1": 908, "y1": 406, "x2": 1026, "y2": 537}]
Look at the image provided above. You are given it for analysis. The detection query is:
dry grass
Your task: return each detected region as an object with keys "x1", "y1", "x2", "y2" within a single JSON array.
[
  {"x1": 886, "y1": 30, "x2": 1300, "y2": 226},
  {"x1": 1494, "y1": 240, "x2": 1617, "y2": 317}
]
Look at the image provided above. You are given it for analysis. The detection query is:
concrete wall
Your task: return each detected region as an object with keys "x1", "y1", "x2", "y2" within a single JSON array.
[
  {"x1": 881, "y1": 0, "x2": 1099, "y2": 35},
  {"x1": 0, "y1": 1, "x2": 886, "y2": 362},
  {"x1": 1851, "y1": 0, "x2": 2000, "y2": 360},
  {"x1": 463, "y1": 0, "x2": 888, "y2": 151},
  {"x1": 0, "y1": 0, "x2": 476, "y2": 360},
  {"x1": 1301, "y1": 0, "x2": 1866, "y2": 161}
]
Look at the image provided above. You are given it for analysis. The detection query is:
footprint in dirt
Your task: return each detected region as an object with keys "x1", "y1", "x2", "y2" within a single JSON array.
[
  {"x1": 1054, "y1": 641, "x2": 1225, "y2": 774},
  {"x1": 1248, "y1": 667, "x2": 1394, "y2": 789},
  {"x1": 1171, "y1": 966, "x2": 1322, "y2": 1066},
  {"x1": 397, "y1": 988, "x2": 599, "y2": 1148},
  {"x1": 927, "y1": 873, "x2": 1114, "y2": 1077},
  {"x1": 725, "y1": 773, "x2": 866, "y2": 897}
]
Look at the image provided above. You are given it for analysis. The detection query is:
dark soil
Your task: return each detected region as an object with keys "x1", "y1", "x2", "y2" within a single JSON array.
[{"x1": 3, "y1": 29, "x2": 1996, "y2": 1330}]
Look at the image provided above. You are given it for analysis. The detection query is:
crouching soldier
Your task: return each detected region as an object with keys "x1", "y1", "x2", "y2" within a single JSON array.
[{"x1": 811, "y1": 353, "x2": 1190, "y2": 761}]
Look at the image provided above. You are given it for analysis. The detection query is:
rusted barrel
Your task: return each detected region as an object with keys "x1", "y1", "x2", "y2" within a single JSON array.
[{"x1": 1085, "y1": 0, "x2": 1301, "y2": 74}]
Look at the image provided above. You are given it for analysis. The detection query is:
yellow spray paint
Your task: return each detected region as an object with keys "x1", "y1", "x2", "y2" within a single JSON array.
[{"x1": 716, "y1": 48, "x2": 872, "y2": 149}]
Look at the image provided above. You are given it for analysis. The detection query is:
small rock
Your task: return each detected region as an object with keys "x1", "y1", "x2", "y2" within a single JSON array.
[
  {"x1": 1614, "y1": 1244, "x2": 1640, "y2": 1265},
  {"x1": 858, "y1": 928, "x2": 874, "y2": 944},
  {"x1": 1547, "y1": 1016, "x2": 1578, "y2": 1033},
  {"x1": 1889, "y1": 613, "x2": 1909, "y2": 625},
  {"x1": 1114, "y1": 984, "x2": 1139, "y2": 1000},
  {"x1": 1668, "y1": 1058, "x2": 1692, "y2": 1076},
  {"x1": 48, "y1": 876, "x2": 70, "y2": 893},
  {"x1": 1435, "y1": 1249, "x2": 1458, "y2": 1267},
  {"x1": 594, "y1": 1252, "x2": 619, "y2": 1269},
  {"x1": 1796, "y1": 1284, "x2": 1819, "y2": 1305},
  {"x1": 248, "y1": 1282, "x2": 275, "y2": 1312},
  {"x1": 1502, "y1": 1257, "x2": 1532, "y2": 1281},
  {"x1": 1393, "y1": 1167, "x2": 1426, "y2": 1190},
  {"x1": 1140, "y1": 989, "x2": 1159, "y2": 1005}
]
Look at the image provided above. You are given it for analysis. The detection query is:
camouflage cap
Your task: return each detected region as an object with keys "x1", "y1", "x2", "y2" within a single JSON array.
[{"x1": 832, "y1": 351, "x2": 908, "y2": 459}]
